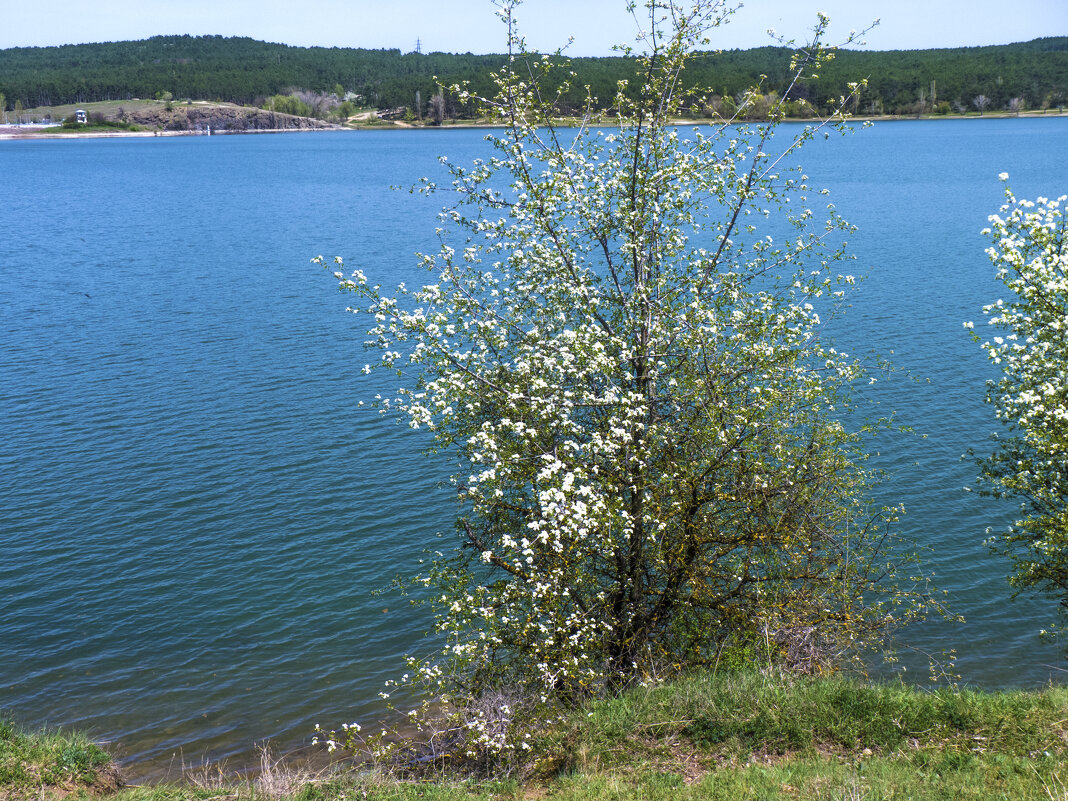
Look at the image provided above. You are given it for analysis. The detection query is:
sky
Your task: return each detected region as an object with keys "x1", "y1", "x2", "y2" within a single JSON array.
[{"x1": 1, "y1": 0, "x2": 1065, "y2": 54}]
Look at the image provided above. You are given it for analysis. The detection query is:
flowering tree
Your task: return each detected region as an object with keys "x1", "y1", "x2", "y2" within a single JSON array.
[
  {"x1": 320, "y1": 0, "x2": 940, "y2": 767},
  {"x1": 973, "y1": 175, "x2": 1068, "y2": 642}
]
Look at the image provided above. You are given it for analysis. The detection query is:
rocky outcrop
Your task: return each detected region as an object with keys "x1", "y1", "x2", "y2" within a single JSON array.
[{"x1": 123, "y1": 103, "x2": 337, "y2": 132}]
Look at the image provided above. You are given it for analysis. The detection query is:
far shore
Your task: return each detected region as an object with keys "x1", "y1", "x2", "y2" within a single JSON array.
[
  {"x1": 2, "y1": 108, "x2": 1065, "y2": 141},
  {"x1": 0, "y1": 125, "x2": 341, "y2": 141}
]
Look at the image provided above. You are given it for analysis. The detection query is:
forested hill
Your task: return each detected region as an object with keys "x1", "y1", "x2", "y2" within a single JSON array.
[{"x1": 2, "y1": 34, "x2": 1066, "y2": 117}]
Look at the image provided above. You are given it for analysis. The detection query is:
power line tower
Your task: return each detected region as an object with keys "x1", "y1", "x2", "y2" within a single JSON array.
[{"x1": 415, "y1": 38, "x2": 422, "y2": 54}]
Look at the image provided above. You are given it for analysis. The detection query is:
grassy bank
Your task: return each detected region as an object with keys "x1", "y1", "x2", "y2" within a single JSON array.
[
  {"x1": 6, "y1": 670, "x2": 1067, "y2": 800},
  {"x1": 0, "y1": 720, "x2": 120, "y2": 798}
]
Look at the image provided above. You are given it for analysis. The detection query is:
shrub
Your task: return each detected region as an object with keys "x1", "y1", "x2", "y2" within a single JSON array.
[
  {"x1": 971, "y1": 175, "x2": 1068, "y2": 646},
  {"x1": 322, "y1": 0, "x2": 943, "y2": 773}
]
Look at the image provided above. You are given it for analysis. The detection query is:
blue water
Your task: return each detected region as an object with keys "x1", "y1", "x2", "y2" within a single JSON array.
[{"x1": 2, "y1": 119, "x2": 1067, "y2": 776}]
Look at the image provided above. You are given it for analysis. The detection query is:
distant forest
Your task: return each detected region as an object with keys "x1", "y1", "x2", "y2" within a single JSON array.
[{"x1": 1, "y1": 34, "x2": 1066, "y2": 118}]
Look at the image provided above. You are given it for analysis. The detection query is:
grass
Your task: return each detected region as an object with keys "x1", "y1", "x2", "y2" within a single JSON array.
[
  {"x1": 57, "y1": 120, "x2": 143, "y2": 133},
  {"x1": 7, "y1": 99, "x2": 246, "y2": 129},
  {"x1": 5, "y1": 670, "x2": 1068, "y2": 800},
  {"x1": 0, "y1": 719, "x2": 118, "y2": 798},
  {"x1": 12, "y1": 99, "x2": 168, "y2": 123},
  {"x1": 565, "y1": 670, "x2": 1068, "y2": 762},
  {"x1": 532, "y1": 670, "x2": 1068, "y2": 800}
]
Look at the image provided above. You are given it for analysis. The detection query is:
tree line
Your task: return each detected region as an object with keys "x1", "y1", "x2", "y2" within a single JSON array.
[{"x1": 1, "y1": 33, "x2": 1066, "y2": 118}]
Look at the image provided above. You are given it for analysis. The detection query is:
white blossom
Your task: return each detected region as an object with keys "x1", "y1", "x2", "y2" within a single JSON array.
[
  {"x1": 318, "y1": 0, "x2": 941, "y2": 768},
  {"x1": 974, "y1": 178, "x2": 1068, "y2": 641}
]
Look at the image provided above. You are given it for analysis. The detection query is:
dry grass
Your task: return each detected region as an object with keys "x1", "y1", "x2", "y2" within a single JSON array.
[{"x1": 180, "y1": 745, "x2": 337, "y2": 800}]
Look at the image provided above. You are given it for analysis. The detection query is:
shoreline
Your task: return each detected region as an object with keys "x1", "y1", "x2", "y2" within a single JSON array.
[
  {"x1": 0, "y1": 126, "x2": 342, "y2": 141},
  {"x1": 3, "y1": 109, "x2": 1065, "y2": 141},
  {"x1": 7, "y1": 671, "x2": 1068, "y2": 799}
]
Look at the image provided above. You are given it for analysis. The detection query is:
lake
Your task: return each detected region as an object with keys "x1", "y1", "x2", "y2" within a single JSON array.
[{"x1": 2, "y1": 118, "x2": 1067, "y2": 777}]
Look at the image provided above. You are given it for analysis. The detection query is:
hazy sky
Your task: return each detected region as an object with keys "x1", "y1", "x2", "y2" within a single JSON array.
[{"x1": 2, "y1": 0, "x2": 1065, "y2": 53}]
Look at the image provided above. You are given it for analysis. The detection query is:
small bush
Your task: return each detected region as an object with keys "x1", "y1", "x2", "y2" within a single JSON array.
[{"x1": 322, "y1": 1, "x2": 946, "y2": 778}]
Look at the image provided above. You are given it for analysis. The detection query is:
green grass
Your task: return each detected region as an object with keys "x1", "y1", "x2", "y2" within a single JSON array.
[
  {"x1": 0, "y1": 719, "x2": 117, "y2": 797},
  {"x1": 15, "y1": 99, "x2": 165, "y2": 123},
  {"x1": 527, "y1": 670, "x2": 1068, "y2": 800},
  {"x1": 58, "y1": 121, "x2": 143, "y2": 133},
  {"x1": 5, "y1": 671, "x2": 1068, "y2": 800},
  {"x1": 563, "y1": 671, "x2": 1067, "y2": 763}
]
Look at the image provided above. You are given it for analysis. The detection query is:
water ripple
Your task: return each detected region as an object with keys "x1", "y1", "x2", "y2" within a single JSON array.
[{"x1": 2, "y1": 123, "x2": 1067, "y2": 776}]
